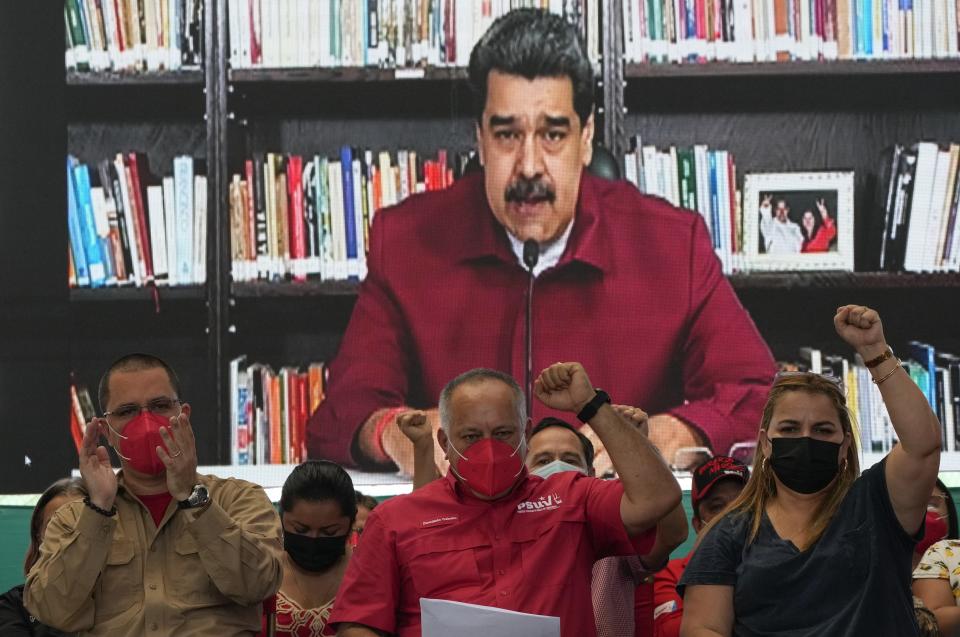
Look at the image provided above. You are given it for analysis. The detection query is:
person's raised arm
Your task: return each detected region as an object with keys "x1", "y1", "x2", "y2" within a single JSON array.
[
  {"x1": 397, "y1": 410, "x2": 442, "y2": 489},
  {"x1": 680, "y1": 585, "x2": 734, "y2": 637},
  {"x1": 534, "y1": 362, "x2": 680, "y2": 535},
  {"x1": 834, "y1": 305, "x2": 941, "y2": 535}
]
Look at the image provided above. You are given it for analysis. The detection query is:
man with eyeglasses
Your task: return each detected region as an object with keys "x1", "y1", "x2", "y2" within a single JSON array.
[{"x1": 25, "y1": 353, "x2": 283, "y2": 636}]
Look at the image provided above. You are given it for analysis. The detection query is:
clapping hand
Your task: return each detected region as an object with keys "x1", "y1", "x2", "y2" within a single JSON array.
[
  {"x1": 156, "y1": 410, "x2": 199, "y2": 501},
  {"x1": 79, "y1": 419, "x2": 118, "y2": 511}
]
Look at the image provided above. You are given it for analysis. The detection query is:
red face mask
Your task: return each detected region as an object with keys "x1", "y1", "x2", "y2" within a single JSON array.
[
  {"x1": 108, "y1": 412, "x2": 169, "y2": 476},
  {"x1": 448, "y1": 437, "x2": 526, "y2": 498},
  {"x1": 915, "y1": 510, "x2": 949, "y2": 556}
]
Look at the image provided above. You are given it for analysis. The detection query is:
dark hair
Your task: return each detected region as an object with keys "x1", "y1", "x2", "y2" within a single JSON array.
[
  {"x1": 98, "y1": 353, "x2": 182, "y2": 412},
  {"x1": 936, "y1": 478, "x2": 959, "y2": 540},
  {"x1": 25, "y1": 478, "x2": 87, "y2": 575},
  {"x1": 468, "y1": 8, "x2": 594, "y2": 127},
  {"x1": 280, "y1": 460, "x2": 358, "y2": 523},
  {"x1": 529, "y1": 417, "x2": 595, "y2": 469},
  {"x1": 439, "y1": 368, "x2": 525, "y2": 434},
  {"x1": 355, "y1": 490, "x2": 378, "y2": 511}
]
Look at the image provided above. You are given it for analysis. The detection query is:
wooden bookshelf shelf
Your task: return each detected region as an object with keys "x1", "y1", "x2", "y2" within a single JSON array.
[
  {"x1": 69, "y1": 285, "x2": 206, "y2": 302},
  {"x1": 232, "y1": 280, "x2": 362, "y2": 298},
  {"x1": 728, "y1": 271, "x2": 960, "y2": 290},
  {"x1": 229, "y1": 66, "x2": 469, "y2": 84},
  {"x1": 625, "y1": 59, "x2": 960, "y2": 79},
  {"x1": 66, "y1": 70, "x2": 204, "y2": 86}
]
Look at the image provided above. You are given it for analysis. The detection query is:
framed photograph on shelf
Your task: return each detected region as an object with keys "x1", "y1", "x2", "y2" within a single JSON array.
[{"x1": 742, "y1": 171, "x2": 855, "y2": 272}]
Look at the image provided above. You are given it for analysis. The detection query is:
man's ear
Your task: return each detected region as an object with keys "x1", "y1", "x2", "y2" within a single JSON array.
[
  {"x1": 692, "y1": 517, "x2": 704, "y2": 533},
  {"x1": 524, "y1": 417, "x2": 533, "y2": 440},
  {"x1": 181, "y1": 402, "x2": 191, "y2": 419},
  {"x1": 580, "y1": 111, "x2": 595, "y2": 166},
  {"x1": 436, "y1": 427, "x2": 448, "y2": 453},
  {"x1": 475, "y1": 122, "x2": 485, "y2": 166}
]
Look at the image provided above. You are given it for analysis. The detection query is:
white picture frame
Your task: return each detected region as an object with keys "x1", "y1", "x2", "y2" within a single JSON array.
[{"x1": 743, "y1": 171, "x2": 855, "y2": 272}]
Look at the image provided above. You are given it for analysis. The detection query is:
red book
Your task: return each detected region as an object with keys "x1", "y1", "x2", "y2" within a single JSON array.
[
  {"x1": 727, "y1": 153, "x2": 738, "y2": 251},
  {"x1": 438, "y1": 149, "x2": 448, "y2": 187},
  {"x1": 696, "y1": 0, "x2": 707, "y2": 40},
  {"x1": 286, "y1": 155, "x2": 307, "y2": 281},
  {"x1": 712, "y1": 0, "x2": 722, "y2": 42},
  {"x1": 248, "y1": 0, "x2": 262, "y2": 65},
  {"x1": 297, "y1": 372, "x2": 309, "y2": 463},
  {"x1": 125, "y1": 153, "x2": 155, "y2": 282}
]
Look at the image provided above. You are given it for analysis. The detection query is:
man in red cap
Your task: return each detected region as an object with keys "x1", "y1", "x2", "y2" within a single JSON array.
[{"x1": 652, "y1": 456, "x2": 749, "y2": 637}]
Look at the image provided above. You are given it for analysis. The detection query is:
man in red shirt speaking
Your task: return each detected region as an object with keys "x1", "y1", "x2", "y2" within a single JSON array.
[
  {"x1": 330, "y1": 362, "x2": 680, "y2": 637},
  {"x1": 307, "y1": 9, "x2": 775, "y2": 473}
]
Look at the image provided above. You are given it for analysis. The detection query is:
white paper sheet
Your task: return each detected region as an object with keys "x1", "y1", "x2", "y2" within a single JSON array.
[{"x1": 420, "y1": 598, "x2": 561, "y2": 637}]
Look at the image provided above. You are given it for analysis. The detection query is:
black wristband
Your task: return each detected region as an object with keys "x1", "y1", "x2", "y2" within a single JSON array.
[
  {"x1": 83, "y1": 496, "x2": 117, "y2": 518},
  {"x1": 577, "y1": 389, "x2": 611, "y2": 423}
]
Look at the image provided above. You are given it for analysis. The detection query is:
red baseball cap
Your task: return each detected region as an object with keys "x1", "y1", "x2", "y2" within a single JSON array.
[{"x1": 691, "y1": 455, "x2": 750, "y2": 512}]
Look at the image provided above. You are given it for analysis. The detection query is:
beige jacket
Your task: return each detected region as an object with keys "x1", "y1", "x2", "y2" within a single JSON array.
[{"x1": 24, "y1": 473, "x2": 283, "y2": 636}]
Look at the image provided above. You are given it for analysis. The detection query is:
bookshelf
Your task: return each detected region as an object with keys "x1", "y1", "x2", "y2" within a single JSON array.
[{"x1": 2, "y1": 1, "x2": 960, "y2": 492}]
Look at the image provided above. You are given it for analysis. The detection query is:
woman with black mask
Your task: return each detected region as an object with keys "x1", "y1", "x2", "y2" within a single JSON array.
[
  {"x1": 679, "y1": 304, "x2": 942, "y2": 637},
  {"x1": 267, "y1": 460, "x2": 357, "y2": 637}
]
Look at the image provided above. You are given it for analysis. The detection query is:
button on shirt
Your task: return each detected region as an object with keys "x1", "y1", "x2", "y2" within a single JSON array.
[
  {"x1": 329, "y1": 470, "x2": 655, "y2": 637},
  {"x1": 25, "y1": 473, "x2": 283, "y2": 637}
]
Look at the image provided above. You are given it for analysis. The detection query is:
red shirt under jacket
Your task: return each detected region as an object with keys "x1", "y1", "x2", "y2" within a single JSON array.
[
  {"x1": 652, "y1": 554, "x2": 692, "y2": 637},
  {"x1": 328, "y1": 470, "x2": 655, "y2": 637},
  {"x1": 307, "y1": 170, "x2": 776, "y2": 466}
]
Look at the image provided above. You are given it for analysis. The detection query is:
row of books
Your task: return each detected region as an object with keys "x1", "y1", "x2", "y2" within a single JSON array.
[
  {"x1": 623, "y1": 139, "x2": 745, "y2": 274},
  {"x1": 226, "y1": 0, "x2": 600, "y2": 71},
  {"x1": 229, "y1": 356, "x2": 327, "y2": 465},
  {"x1": 64, "y1": 0, "x2": 204, "y2": 72},
  {"x1": 69, "y1": 376, "x2": 97, "y2": 453},
  {"x1": 879, "y1": 142, "x2": 960, "y2": 273},
  {"x1": 786, "y1": 342, "x2": 960, "y2": 454},
  {"x1": 622, "y1": 0, "x2": 960, "y2": 63},
  {"x1": 229, "y1": 148, "x2": 469, "y2": 282},
  {"x1": 68, "y1": 154, "x2": 207, "y2": 288}
]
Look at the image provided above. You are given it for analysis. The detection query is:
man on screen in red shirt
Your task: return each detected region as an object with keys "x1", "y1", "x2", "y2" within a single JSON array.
[
  {"x1": 652, "y1": 455, "x2": 749, "y2": 637},
  {"x1": 307, "y1": 9, "x2": 775, "y2": 474},
  {"x1": 330, "y1": 362, "x2": 681, "y2": 637}
]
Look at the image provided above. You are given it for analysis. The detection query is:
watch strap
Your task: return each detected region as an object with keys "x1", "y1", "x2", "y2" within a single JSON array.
[
  {"x1": 577, "y1": 389, "x2": 611, "y2": 423},
  {"x1": 863, "y1": 348, "x2": 894, "y2": 368}
]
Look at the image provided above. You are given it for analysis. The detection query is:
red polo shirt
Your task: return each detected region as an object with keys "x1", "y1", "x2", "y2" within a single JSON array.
[
  {"x1": 652, "y1": 554, "x2": 692, "y2": 637},
  {"x1": 307, "y1": 170, "x2": 775, "y2": 467},
  {"x1": 329, "y1": 470, "x2": 655, "y2": 637}
]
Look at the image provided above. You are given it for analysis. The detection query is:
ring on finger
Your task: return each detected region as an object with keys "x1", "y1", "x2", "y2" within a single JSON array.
[{"x1": 170, "y1": 448, "x2": 183, "y2": 458}]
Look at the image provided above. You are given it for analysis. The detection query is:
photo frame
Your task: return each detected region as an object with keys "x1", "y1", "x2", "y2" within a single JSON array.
[{"x1": 742, "y1": 171, "x2": 855, "y2": 272}]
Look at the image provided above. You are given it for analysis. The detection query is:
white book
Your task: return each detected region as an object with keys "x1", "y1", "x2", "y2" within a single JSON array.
[
  {"x1": 364, "y1": 150, "x2": 377, "y2": 225},
  {"x1": 378, "y1": 151, "x2": 395, "y2": 208},
  {"x1": 146, "y1": 185, "x2": 170, "y2": 282},
  {"x1": 922, "y1": 150, "x2": 951, "y2": 271},
  {"x1": 114, "y1": 155, "x2": 143, "y2": 286},
  {"x1": 306, "y1": 0, "x2": 320, "y2": 65},
  {"x1": 262, "y1": 0, "x2": 280, "y2": 67},
  {"x1": 950, "y1": 174, "x2": 960, "y2": 271},
  {"x1": 194, "y1": 175, "x2": 207, "y2": 284},
  {"x1": 694, "y1": 145, "x2": 713, "y2": 238},
  {"x1": 297, "y1": 0, "x2": 310, "y2": 67},
  {"x1": 351, "y1": 158, "x2": 366, "y2": 279},
  {"x1": 173, "y1": 155, "x2": 195, "y2": 284},
  {"x1": 641, "y1": 146, "x2": 659, "y2": 198},
  {"x1": 800, "y1": 346, "x2": 823, "y2": 374},
  {"x1": 168, "y1": 0, "x2": 182, "y2": 70},
  {"x1": 941, "y1": 367, "x2": 955, "y2": 451},
  {"x1": 327, "y1": 161, "x2": 348, "y2": 280},
  {"x1": 280, "y1": 0, "x2": 295, "y2": 67},
  {"x1": 228, "y1": 0, "x2": 242, "y2": 68},
  {"x1": 318, "y1": 0, "x2": 331, "y2": 66},
  {"x1": 934, "y1": 145, "x2": 960, "y2": 270},
  {"x1": 903, "y1": 142, "x2": 940, "y2": 271},
  {"x1": 100, "y1": 0, "x2": 121, "y2": 69},
  {"x1": 624, "y1": 152, "x2": 639, "y2": 188},
  {"x1": 667, "y1": 147, "x2": 681, "y2": 207},
  {"x1": 240, "y1": 0, "x2": 254, "y2": 67},
  {"x1": 717, "y1": 151, "x2": 733, "y2": 274},
  {"x1": 163, "y1": 177, "x2": 177, "y2": 286}
]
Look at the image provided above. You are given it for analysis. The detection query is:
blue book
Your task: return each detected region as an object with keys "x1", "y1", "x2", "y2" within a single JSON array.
[
  {"x1": 863, "y1": 0, "x2": 873, "y2": 55},
  {"x1": 708, "y1": 152, "x2": 721, "y2": 250},
  {"x1": 67, "y1": 157, "x2": 90, "y2": 287},
  {"x1": 881, "y1": 0, "x2": 890, "y2": 53},
  {"x1": 908, "y1": 341, "x2": 938, "y2": 410},
  {"x1": 340, "y1": 146, "x2": 359, "y2": 278},
  {"x1": 71, "y1": 160, "x2": 107, "y2": 287}
]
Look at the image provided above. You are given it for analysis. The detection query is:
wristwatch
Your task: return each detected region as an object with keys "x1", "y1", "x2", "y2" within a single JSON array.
[
  {"x1": 177, "y1": 484, "x2": 210, "y2": 510},
  {"x1": 577, "y1": 389, "x2": 611, "y2": 423}
]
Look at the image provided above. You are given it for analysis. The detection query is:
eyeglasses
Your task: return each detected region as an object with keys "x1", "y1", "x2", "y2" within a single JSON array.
[
  {"x1": 774, "y1": 370, "x2": 845, "y2": 392},
  {"x1": 103, "y1": 397, "x2": 183, "y2": 428}
]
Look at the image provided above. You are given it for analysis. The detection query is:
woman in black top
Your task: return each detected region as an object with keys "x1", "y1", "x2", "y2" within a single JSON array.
[
  {"x1": 0, "y1": 478, "x2": 86, "y2": 637},
  {"x1": 680, "y1": 305, "x2": 942, "y2": 637}
]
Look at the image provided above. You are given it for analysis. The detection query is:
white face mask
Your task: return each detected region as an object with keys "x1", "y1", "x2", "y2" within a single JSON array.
[{"x1": 531, "y1": 459, "x2": 588, "y2": 479}]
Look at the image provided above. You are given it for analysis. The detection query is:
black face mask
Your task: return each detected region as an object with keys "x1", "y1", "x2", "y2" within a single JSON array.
[
  {"x1": 769, "y1": 437, "x2": 842, "y2": 494},
  {"x1": 283, "y1": 529, "x2": 347, "y2": 572}
]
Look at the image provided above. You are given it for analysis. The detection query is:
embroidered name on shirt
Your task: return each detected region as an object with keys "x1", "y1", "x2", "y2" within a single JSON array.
[
  {"x1": 421, "y1": 515, "x2": 459, "y2": 528},
  {"x1": 516, "y1": 493, "x2": 563, "y2": 513}
]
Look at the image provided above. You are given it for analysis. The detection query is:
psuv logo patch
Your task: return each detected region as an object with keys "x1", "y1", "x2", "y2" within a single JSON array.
[{"x1": 517, "y1": 493, "x2": 563, "y2": 513}]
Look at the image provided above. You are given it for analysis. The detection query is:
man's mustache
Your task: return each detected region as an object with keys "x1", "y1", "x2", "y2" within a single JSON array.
[{"x1": 505, "y1": 178, "x2": 556, "y2": 204}]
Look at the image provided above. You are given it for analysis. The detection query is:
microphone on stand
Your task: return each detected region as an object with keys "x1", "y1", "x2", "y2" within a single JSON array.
[{"x1": 523, "y1": 239, "x2": 540, "y2": 419}]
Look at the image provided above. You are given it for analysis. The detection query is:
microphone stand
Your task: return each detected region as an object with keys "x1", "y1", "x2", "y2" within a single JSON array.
[{"x1": 523, "y1": 239, "x2": 540, "y2": 419}]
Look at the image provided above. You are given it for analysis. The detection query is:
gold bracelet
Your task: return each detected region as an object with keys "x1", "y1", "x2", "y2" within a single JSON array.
[{"x1": 872, "y1": 358, "x2": 903, "y2": 385}]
